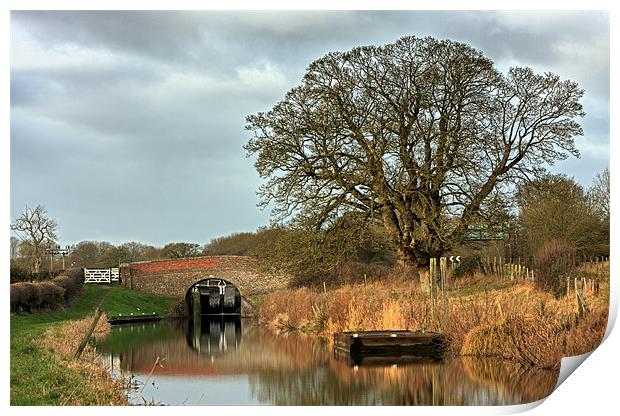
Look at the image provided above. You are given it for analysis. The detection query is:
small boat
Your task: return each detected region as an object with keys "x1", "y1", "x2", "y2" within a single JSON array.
[
  {"x1": 107, "y1": 313, "x2": 162, "y2": 325},
  {"x1": 333, "y1": 330, "x2": 447, "y2": 358}
]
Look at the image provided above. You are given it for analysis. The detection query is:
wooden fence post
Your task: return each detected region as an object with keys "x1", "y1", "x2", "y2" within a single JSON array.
[
  {"x1": 574, "y1": 277, "x2": 578, "y2": 300},
  {"x1": 429, "y1": 258, "x2": 435, "y2": 325},
  {"x1": 440, "y1": 257, "x2": 449, "y2": 325},
  {"x1": 74, "y1": 295, "x2": 107, "y2": 359},
  {"x1": 582, "y1": 277, "x2": 586, "y2": 297}
]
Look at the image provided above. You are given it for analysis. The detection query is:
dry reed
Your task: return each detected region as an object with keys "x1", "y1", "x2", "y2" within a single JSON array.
[
  {"x1": 40, "y1": 314, "x2": 128, "y2": 405},
  {"x1": 258, "y1": 271, "x2": 609, "y2": 369}
]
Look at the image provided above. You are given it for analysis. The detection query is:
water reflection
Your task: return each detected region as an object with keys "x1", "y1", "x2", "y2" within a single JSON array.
[
  {"x1": 335, "y1": 350, "x2": 444, "y2": 367},
  {"x1": 98, "y1": 319, "x2": 559, "y2": 405},
  {"x1": 186, "y1": 317, "x2": 242, "y2": 356}
]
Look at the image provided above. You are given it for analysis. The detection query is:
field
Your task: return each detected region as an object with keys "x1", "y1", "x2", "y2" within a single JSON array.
[{"x1": 10, "y1": 283, "x2": 177, "y2": 405}]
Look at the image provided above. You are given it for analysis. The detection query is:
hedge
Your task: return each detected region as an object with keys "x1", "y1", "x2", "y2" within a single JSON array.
[{"x1": 10, "y1": 269, "x2": 84, "y2": 314}]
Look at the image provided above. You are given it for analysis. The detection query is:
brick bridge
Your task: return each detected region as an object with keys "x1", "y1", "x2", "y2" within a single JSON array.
[{"x1": 120, "y1": 256, "x2": 292, "y2": 305}]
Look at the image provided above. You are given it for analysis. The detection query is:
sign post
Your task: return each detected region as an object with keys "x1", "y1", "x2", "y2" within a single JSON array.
[
  {"x1": 45, "y1": 244, "x2": 71, "y2": 271},
  {"x1": 448, "y1": 255, "x2": 461, "y2": 269}
]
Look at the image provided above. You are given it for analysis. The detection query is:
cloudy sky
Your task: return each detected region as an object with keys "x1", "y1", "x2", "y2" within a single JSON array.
[{"x1": 9, "y1": 10, "x2": 609, "y2": 247}]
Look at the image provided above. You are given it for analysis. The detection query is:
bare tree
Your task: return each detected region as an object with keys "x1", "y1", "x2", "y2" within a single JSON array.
[
  {"x1": 516, "y1": 175, "x2": 606, "y2": 257},
  {"x1": 588, "y1": 167, "x2": 610, "y2": 219},
  {"x1": 245, "y1": 36, "x2": 584, "y2": 267},
  {"x1": 10, "y1": 236, "x2": 20, "y2": 260},
  {"x1": 11, "y1": 205, "x2": 58, "y2": 273}
]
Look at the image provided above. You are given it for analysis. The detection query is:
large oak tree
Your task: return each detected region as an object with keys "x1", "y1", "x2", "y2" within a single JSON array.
[{"x1": 245, "y1": 36, "x2": 584, "y2": 267}]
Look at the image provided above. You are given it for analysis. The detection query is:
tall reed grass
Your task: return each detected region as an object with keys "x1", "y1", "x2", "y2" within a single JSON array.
[
  {"x1": 258, "y1": 271, "x2": 609, "y2": 369},
  {"x1": 40, "y1": 314, "x2": 128, "y2": 405}
]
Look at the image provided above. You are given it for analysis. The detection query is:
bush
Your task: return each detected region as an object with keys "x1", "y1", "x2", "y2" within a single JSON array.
[
  {"x1": 534, "y1": 239, "x2": 577, "y2": 296},
  {"x1": 10, "y1": 269, "x2": 84, "y2": 314},
  {"x1": 37, "y1": 282, "x2": 65, "y2": 310},
  {"x1": 52, "y1": 268, "x2": 84, "y2": 304},
  {"x1": 33, "y1": 269, "x2": 66, "y2": 281},
  {"x1": 10, "y1": 282, "x2": 39, "y2": 313},
  {"x1": 52, "y1": 276, "x2": 80, "y2": 304},
  {"x1": 65, "y1": 268, "x2": 85, "y2": 284},
  {"x1": 10, "y1": 266, "x2": 32, "y2": 283},
  {"x1": 461, "y1": 314, "x2": 563, "y2": 369},
  {"x1": 452, "y1": 255, "x2": 481, "y2": 279},
  {"x1": 31, "y1": 270, "x2": 51, "y2": 281}
]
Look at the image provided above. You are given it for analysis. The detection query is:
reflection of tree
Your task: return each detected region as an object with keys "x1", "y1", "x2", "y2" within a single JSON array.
[
  {"x1": 249, "y1": 356, "x2": 557, "y2": 405},
  {"x1": 461, "y1": 357, "x2": 557, "y2": 403},
  {"x1": 248, "y1": 331, "x2": 559, "y2": 405},
  {"x1": 249, "y1": 367, "x2": 385, "y2": 405}
]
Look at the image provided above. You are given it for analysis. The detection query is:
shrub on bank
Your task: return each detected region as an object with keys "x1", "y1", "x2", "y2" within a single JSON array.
[
  {"x1": 52, "y1": 276, "x2": 80, "y2": 304},
  {"x1": 535, "y1": 240, "x2": 577, "y2": 296},
  {"x1": 460, "y1": 315, "x2": 564, "y2": 368},
  {"x1": 10, "y1": 269, "x2": 84, "y2": 314},
  {"x1": 10, "y1": 266, "x2": 67, "y2": 283},
  {"x1": 52, "y1": 269, "x2": 84, "y2": 304},
  {"x1": 452, "y1": 255, "x2": 481, "y2": 279},
  {"x1": 37, "y1": 282, "x2": 66, "y2": 310},
  {"x1": 10, "y1": 266, "x2": 31, "y2": 284},
  {"x1": 10, "y1": 282, "x2": 39, "y2": 313}
]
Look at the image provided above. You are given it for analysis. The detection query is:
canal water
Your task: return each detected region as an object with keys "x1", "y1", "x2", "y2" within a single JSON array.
[{"x1": 97, "y1": 318, "x2": 559, "y2": 406}]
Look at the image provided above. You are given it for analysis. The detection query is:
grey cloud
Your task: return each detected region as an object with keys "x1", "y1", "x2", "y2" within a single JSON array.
[
  {"x1": 10, "y1": 11, "x2": 609, "y2": 246},
  {"x1": 12, "y1": 11, "x2": 207, "y2": 64}
]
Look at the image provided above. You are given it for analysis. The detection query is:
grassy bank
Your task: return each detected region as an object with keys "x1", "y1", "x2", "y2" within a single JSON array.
[
  {"x1": 10, "y1": 284, "x2": 177, "y2": 405},
  {"x1": 258, "y1": 271, "x2": 609, "y2": 369}
]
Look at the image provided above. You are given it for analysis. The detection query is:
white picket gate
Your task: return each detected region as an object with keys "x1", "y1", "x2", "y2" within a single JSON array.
[{"x1": 84, "y1": 267, "x2": 120, "y2": 283}]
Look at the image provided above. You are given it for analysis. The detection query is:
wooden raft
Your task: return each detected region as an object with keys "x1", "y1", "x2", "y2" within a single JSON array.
[
  {"x1": 107, "y1": 314, "x2": 162, "y2": 325},
  {"x1": 333, "y1": 330, "x2": 446, "y2": 358}
]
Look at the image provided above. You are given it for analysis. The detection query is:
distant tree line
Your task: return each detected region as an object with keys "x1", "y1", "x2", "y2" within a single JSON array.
[{"x1": 10, "y1": 240, "x2": 206, "y2": 275}]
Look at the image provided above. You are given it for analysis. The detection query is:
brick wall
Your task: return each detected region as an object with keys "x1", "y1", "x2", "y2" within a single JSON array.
[{"x1": 121, "y1": 255, "x2": 291, "y2": 299}]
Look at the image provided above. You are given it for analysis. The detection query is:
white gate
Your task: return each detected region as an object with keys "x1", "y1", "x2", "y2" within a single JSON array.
[{"x1": 84, "y1": 268, "x2": 119, "y2": 283}]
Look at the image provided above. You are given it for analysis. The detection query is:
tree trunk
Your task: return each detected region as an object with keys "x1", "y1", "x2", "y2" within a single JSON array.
[
  {"x1": 33, "y1": 255, "x2": 42, "y2": 273},
  {"x1": 397, "y1": 245, "x2": 420, "y2": 267},
  {"x1": 396, "y1": 243, "x2": 439, "y2": 267}
]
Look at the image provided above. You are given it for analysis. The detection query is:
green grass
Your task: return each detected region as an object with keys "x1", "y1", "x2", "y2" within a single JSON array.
[
  {"x1": 448, "y1": 278, "x2": 517, "y2": 298},
  {"x1": 99, "y1": 284, "x2": 178, "y2": 317},
  {"x1": 10, "y1": 284, "x2": 178, "y2": 405}
]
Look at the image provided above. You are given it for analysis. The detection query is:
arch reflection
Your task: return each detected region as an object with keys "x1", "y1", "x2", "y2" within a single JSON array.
[{"x1": 186, "y1": 316, "x2": 243, "y2": 356}]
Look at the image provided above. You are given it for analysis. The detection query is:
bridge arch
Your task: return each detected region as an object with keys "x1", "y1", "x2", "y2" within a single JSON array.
[
  {"x1": 121, "y1": 256, "x2": 292, "y2": 299},
  {"x1": 120, "y1": 256, "x2": 293, "y2": 317},
  {"x1": 185, "y1": 277, "x2": 241, "y2": 316}
]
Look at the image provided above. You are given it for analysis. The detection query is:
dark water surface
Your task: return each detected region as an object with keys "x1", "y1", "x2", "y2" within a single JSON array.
[{"x1": 97, "y1": 318, "x2": 558, "y2": 405}]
